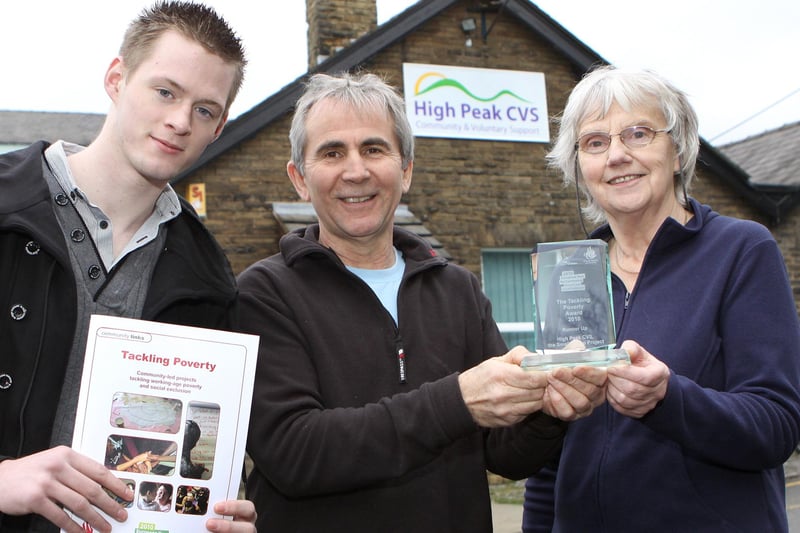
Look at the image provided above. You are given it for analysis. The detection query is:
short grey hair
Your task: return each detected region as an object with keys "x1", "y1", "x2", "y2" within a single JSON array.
[
  {"x1": 548, "y1": 65, "x2": 700, "y2": 224},
  {"x1": 289, "y1": 71, "x2": 415, "y2": 175}
]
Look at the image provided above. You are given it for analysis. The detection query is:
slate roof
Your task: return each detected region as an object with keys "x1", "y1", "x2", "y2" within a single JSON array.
[
  {"x1": 720, "y1": 121, "x2": 800, "y2": 187},
  {"x1": 0, "y1": 110, "x2": 105, "y2": 146}
]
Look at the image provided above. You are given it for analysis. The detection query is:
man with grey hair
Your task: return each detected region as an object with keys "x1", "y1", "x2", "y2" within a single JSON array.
[{"x1": 238, "y1": 71, "x2": 607, "y2": 532}]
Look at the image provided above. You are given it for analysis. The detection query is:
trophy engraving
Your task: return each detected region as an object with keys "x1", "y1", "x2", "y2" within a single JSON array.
[{"x1": 522, "y1": 239, "x2": 629, "y2": 370}]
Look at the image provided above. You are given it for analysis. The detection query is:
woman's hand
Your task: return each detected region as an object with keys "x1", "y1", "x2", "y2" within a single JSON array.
[{"x1": 607, "y1": 340, "x2": 670, "y2": 418}]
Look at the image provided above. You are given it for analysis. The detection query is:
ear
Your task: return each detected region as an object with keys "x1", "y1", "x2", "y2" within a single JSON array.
[
  {"x1": 673, "y1": 152, "x2": 681, "y2": 174},
  {"x1": 104, "y1": 57, "x2": 125, "y2": 102},
  {"x1": 287, "y1": 160, "x2": 310, "y2": 201},
  {"x1": 401, "y1": 160, "x2": 413, "y2": 194}
]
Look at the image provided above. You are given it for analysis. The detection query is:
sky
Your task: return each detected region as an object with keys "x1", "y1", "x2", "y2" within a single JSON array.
[{"x1": 2, "y1": 0, "x2": 797, "y2": 146}]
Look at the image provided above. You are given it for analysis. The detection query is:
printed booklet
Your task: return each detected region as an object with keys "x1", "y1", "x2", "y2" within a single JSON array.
[{"x1": 66, "y1": 314, "x2": 259, "y2": 533}]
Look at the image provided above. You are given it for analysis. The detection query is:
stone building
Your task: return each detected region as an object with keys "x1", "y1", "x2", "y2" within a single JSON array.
[
  {"x1": 3, "y1": 0, "x2": 797, "y2": 346},
  {"x1": 171, "y1": 0, "x2": 800, "y2": 346}
]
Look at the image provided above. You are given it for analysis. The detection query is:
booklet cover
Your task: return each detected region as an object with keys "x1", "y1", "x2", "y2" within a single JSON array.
[{"x1": 66, "y1": 315, "x2": 259, "y2": 533}]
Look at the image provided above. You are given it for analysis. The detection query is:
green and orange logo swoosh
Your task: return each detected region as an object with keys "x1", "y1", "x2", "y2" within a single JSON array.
[{"x1": 413, "y1": 72, "x2": 530, "y2": 103}]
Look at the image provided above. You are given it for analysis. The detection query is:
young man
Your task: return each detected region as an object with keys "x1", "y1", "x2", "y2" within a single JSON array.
[
  {"x1": 0, "y1": 2, "x2": 255, "y2": 532},
  {"x1": 137, "y1": 482, "x2": 160, "y2": 512},
  {"x1": 238, "y1": 72, "x2": 607, "y2": 532}
]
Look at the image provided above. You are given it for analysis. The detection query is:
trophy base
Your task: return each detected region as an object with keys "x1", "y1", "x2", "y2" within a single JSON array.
[{"x1": 520, "y1": 348, "x2": 630, "y2": 371}]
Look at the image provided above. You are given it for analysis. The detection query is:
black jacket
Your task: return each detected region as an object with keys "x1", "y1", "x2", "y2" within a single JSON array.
[
  {"x1": 239, "y1": 225, "x2": 565, "y2": 532},
  {"x1": 0, "y1": 142, "x2": 237, "y2": 531}
]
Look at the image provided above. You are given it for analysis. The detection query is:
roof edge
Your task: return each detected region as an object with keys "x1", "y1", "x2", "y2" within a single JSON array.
[{"x1": 698, "y1": 139, "x2": 799, "y2": 223}]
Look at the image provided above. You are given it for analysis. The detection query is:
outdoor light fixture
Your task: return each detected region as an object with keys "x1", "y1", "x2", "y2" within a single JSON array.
[
  {"x1": 461, "y1": 17, "x2": 477, "y2": 47},
  {"x1": 462, "y1": 1, "x2": 505, "y2": 47}
]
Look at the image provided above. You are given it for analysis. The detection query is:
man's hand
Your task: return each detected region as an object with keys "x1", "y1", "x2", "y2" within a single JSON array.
[
  {"x1": 0, "y1": 446, "x2": 132, "y2": 533},
  {"x1": 207, "y1": 499, "x2": 257, "y2": 532},
  {"x1": 607, "y1": 340, "x2": 670, "y2": 418},
  {"x1": 459, "y1": 346, "x2": 549, "y2": 427}
]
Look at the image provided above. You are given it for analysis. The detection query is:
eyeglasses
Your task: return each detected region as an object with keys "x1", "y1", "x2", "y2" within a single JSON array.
[{"x1": 576, "y1": 126, "x2": 671, "y2": 154}]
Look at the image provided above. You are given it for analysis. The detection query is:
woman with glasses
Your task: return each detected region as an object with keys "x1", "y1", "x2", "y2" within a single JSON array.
[{"x1": 522, "y1": 66, "x2": 800, "y2": 532}]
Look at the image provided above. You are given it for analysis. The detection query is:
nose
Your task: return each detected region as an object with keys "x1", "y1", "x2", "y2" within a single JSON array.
[
  {"x1": 341, "y1": 152, "x2": 369, "y2": 181},
  {"x1": 605, "y1": 135, "x2": 631, "y2": 166},
  {"x1": 166, "y1": 104, "x2": 192, "y2": 136}
]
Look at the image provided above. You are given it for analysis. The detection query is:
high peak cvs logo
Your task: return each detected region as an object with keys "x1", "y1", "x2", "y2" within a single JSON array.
[{"x1": 402, "y1": 63, "x2": 550, "y2": 143}]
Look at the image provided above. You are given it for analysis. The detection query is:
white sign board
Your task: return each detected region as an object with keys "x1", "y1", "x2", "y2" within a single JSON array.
[{"x1": 402, "y1": 63, "x2": 550, "y2": 143}]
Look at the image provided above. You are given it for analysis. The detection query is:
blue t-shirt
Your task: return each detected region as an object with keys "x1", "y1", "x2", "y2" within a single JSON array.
[{"x1": 347, "y1": 248, "x2": 405, "y2": 324}]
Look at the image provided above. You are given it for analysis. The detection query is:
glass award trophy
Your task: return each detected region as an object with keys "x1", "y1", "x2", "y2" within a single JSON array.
[{"x1": 521, "y1": 239, "x2": 630, "y2": 370}]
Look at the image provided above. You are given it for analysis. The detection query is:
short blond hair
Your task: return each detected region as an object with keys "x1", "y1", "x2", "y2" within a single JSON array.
[{"x1": 119, "y1": 1, "x2": 247, "y2": 112}]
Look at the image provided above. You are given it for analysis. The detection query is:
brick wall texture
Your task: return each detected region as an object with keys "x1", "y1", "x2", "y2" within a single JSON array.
[{"x1": 182, "y1": 1, "x2": 800, "y2": 312}]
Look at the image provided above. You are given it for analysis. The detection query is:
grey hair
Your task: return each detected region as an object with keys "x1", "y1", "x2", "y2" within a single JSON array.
[
  {"x1": 548, "y1": 65, "x2": 700, "y2": 224},
  {"x1": 289, "y1": 71, "x2": 415, "y2": 175}
]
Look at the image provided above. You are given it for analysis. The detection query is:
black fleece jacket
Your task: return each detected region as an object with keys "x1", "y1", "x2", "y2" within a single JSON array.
[{"x1": 239, "y1": 224, "x2": 565, "y2": 533}]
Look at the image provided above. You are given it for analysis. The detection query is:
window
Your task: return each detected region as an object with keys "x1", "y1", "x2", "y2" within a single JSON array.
[
  {"x1": 0, "y1": 144, "x2": 26, "y2": 155},
  {"x1": 481, "y1": 249, "x2": 535, "y2": 350}
]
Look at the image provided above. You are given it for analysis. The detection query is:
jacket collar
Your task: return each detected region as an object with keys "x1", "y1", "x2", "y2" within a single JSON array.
[
  {"x1": 142, "y1": 195, "x2": 237, "y2": 316},
  {"x1": 0, "y1": 141, "x2": 235, "y2": 315},
  {"x1": 589, "y1": 197, "x2": 715, "y2": 251},
  {"x1": 0, "y1": 141, "x2": 51, "y2": 213}
]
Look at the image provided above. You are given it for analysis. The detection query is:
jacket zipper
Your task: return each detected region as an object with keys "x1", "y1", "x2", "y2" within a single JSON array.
[{"x1": 396, "y1": 337, "x2": 406, "y2": 384}]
